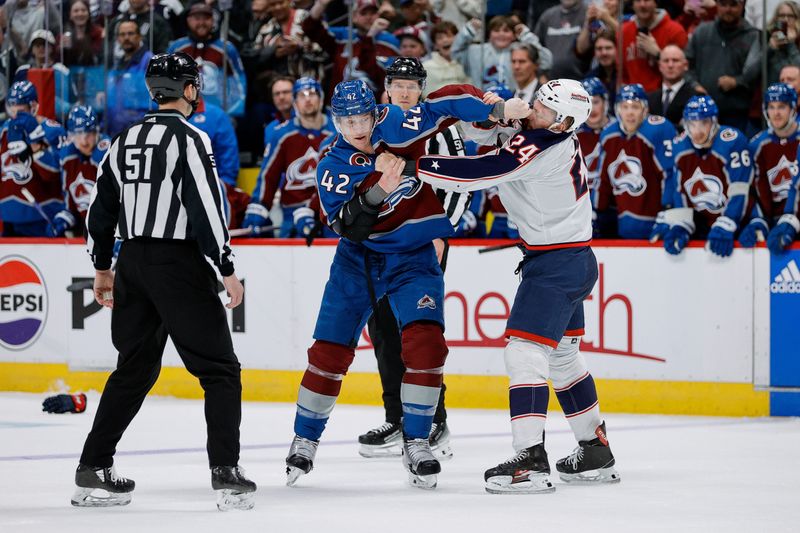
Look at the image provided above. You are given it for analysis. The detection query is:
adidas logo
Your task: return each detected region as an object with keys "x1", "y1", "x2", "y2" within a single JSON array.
[{"x1": 771, "y1": 259, "x2": 800, "y2": 294}]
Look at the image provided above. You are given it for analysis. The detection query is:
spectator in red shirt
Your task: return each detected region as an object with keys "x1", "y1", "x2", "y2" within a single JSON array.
[{"x1": 621, "y1": 0, "x2": 688, "y2": 92}]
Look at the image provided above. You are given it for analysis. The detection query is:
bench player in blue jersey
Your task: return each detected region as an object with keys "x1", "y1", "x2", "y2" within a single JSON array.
[
  {"x1": 392, "y1": 79, "x2": 621, "y2": 494},
  {"x1": 284, "y1": 78, "x2": 530, "y2": 490}
]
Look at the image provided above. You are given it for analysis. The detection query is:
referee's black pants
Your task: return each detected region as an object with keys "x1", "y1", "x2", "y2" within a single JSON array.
[
  {"x1": 80, "y1": 239, "x2": 242, "y2": 468},
  {"x1": 367, "y1": 296, "x2": 447, "y2": 426}
]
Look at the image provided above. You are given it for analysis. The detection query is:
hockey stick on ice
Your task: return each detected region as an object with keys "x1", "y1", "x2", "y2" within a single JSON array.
[{"x1": 477, "y1": 242, "x2": 521, "y2": 254}]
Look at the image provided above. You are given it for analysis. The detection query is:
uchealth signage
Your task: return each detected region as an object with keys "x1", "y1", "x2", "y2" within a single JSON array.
[{"x1": 0, "y1": 241, "x2": 777, "y2": 386}]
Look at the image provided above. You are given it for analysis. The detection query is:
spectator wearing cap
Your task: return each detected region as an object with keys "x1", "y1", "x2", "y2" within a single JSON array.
[
  {"x1": 59, "y1": 0, "x2": 104, "y2": 67},
  {"x1": 14, "y1": 30, "x2": 72, "y2": 117},
  {"x1": 107, "y1": 0, "x2": 173, "y2": 58},
  {"x1": 423, "y1": 20, "x2": 470, "y2": 95},
  {"x1": 453, "y1": 15, "x2": 552, "y2": 90},
  {"x1": 398, "y1": 0, "x2": 439, "y2": 33},
  {"x1": 395, "y1": 26, "x2": 430, "y2": 59},
  {"x1": 621, "y1": 0, "x2": 688, "y2": 92},
  {"x1": 0, "y1": 0, "x2": 61, "y2": 61},
  {"x1": 301, "y1": 0, "x2": 400, "y2": 101},
  {"x1": 167, "y1": 2, "x2": 248, "y2": 116},
  {"x1": 534, "y1": 0, "x2": 588, "y2": 79},
  {"x1": 685, "y1": 0, "x2": 760, "y2": 133},
  {"x1": 106, "y1": 19, "x2": 154, "y2": 136}
]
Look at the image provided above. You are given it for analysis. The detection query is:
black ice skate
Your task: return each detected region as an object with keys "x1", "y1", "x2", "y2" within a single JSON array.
[
  {"x1": 401, "y1": 437, "x2": 441, "y2": 490},
  {"x1": 211, "y1": 466, "x2": 257, "y2": 511},
  {"x1": 71, "y1": 464, "x2": 135, "y2": 507},
  {"x1": 286, "y1": 435, "x2": 319, "y2": 486},
  {"x1": 484, "y1": 443, "x2": 555, "y2": 494},
  {"x1": 556, "y1": 422, "x2": 620, "y2": 484},
  {"x1": 358, "y1": 421, "x2": 402, "y2": 458},
  {"x1": 429, "y1": 422, "x2": 453, "y2": 460}
]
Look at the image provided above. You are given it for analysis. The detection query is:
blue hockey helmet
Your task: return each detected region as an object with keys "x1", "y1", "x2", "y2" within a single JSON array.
[
  {"x1": 683, "y1": 95, "x2": 719, "y2": 122},
  {"x1": 330, "y1": 79, "x2": 376, "y2": 118},
  {"x1": 616, "y1": 83, "x2": 647, "y2": 104},
  {"x1": 582, "y1": 77, "x2": 607, "y2": 98},
  {"x1": 7, "y1": 81, "x2": 39, "y2": 107},
  {"x1": 293, "y1": 77, "x2": 323, "y2": 98},
  {"x1": 763, "y1": 83, "x2": 798, "y2": 127},
  {"x1": 67, "y1": 105, "x2": 99, "y2": 133},
  {"x1": 484, "y1": 82, "x2": 513, "y2": 101}
]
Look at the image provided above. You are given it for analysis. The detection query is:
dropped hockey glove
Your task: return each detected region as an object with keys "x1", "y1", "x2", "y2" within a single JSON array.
[
  {"x1": 738, "y1": 218, "x2": 768, "y2": 248},
  {"x1": 663, "y1": 225, "x2": 690, "y2": 255},
  {"x1": 707, "y1": 216, "x2": 736, "y2": 258},
  {"x1": 42, "y1": 393, "x2": 87, "y2": 414},
  {"x1": 767, "y1": 215, "x2": 799, "y2": 254}
]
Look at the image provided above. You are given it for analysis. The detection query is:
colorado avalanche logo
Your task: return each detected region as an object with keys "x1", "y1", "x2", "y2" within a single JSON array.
[
  {"x1": 684, "y1": 168, "x2": 726, "y2": 213},
  {"x1": 608, "y1": 150, "x2": 646, "y2": 196},
  {"x1": 285, "y1": 147, "x2": 319, "y2": 190},
  {"x1": 0, "y1": 256, "x2": 48, "y2": 351},
  {"x1": 1, "y1": 151, "x2": 33, "y2": 185},
  {"x1": 349, "y1": 153, "x2": 371, "y2": 167},
  {"x1": 68, "y1": 171, "x2": 95, "y2": 213},
  {"x1": 381, "y1": 176, "x2": 423, "y2": 216},
  {"x1": 766, "y1": 155, "x2": 797, "y2": 202}
]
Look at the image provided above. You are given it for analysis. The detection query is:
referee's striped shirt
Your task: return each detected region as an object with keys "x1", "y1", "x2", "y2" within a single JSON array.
[
  {"x1": 86, "y1": 110, "x2": 234, "y2": 276},
  {"x1": 426, "y1": 124, "x2": 471, "y2": 228}
]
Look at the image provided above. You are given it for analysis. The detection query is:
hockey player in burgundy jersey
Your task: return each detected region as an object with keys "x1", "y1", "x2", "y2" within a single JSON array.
[
  {"x1": 742, "y1": 84, "x2": 800, "y2": 248},
  {"x1": 0, "y1": 81, "x2": 66, "y2": 236},
  {"x1": 284, "y1": 78, "x2": 530, "y2": 490},
  {"x1": 243, "y1": 77, "x2": 336, "y2": 237},
  {"x1": 768, "y1": 160, "x2": 800, "y2": 253},
  {"x1": 577, "y1": 77, "x2": 615, "y2": 236},
  {"x1": 411, "y1": 79, "x2": 620, "y2": 494},
  {"x1": 57, "y1": 105, "x2": 110, "y2": 236},
  {"x1": 596, "y1": 83, "x2": 677, "y2": 239},
  {"x1": 660, "y1": 96, "x2": 752, "y2": 257}
]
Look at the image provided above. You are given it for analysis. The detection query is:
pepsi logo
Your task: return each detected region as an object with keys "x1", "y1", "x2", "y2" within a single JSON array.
[{"x1": 0, "y1": 256, "x2": 48, "y2": 351}]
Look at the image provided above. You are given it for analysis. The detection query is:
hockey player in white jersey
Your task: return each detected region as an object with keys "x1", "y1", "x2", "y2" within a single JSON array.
[{"x1": 395, "y1": 79, "x2": 620, "y2": 494}]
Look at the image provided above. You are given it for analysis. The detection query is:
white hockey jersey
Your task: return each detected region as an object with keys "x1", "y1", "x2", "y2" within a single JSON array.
[{"x1": 416, "y1": 127, "x2": 593, "y2": 249}]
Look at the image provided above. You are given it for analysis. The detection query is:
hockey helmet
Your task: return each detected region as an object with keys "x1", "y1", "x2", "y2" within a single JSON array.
[
  {"x1": 331, "y1": 79, "x2": 377, "y2": 118},
  {"x1": 293, "y1": 77, "x2": 323, "y2": 98},
  {"x1": 67, "y1": 105, "x2": 99, "y2": 133},
  {"x1": 535, "y1": 79, "x2": 592, "y2": 133},
  {"x1": 7, "y1": 81, "x2": 39, "y2": 107},
  {"x1": 683, "y1": 95, "x2": 719, "y2": 149},
  {"x1": 582, "y1": 77, "x2": 608, "y2": 99},
  {"x1": 145, "y1": 52, "x2": 202, "y2": 104},
  {"x1": 485, "y1": 82, "x2": 514, "y2": 101},
  {"x1": 616, "y1": 83, "x2": 648, "y2": 105},
  {"x1": 763, "y1": 83, "x2": 798, "y2": 126},
  {"x1": 385, "y1": 57, "x2": 427, "y2": 90}
]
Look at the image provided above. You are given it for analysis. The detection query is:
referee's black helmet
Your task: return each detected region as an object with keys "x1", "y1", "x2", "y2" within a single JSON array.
[
  {"x1": 145, "y1": 52, "x2": 202, "y2": 104},
  {"x1": 385, "y1": 57, "x2": 427, "y2": 87}
]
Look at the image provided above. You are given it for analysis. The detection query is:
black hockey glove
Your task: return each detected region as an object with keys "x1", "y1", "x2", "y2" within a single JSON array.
[{"x1": 42, "y1": 393, "x2": 87, "y2": 414}]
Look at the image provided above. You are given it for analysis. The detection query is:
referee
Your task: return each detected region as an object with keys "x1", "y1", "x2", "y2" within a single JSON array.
[{"x1": 72, "y1": 52, "x2": 256, "y2": 511}]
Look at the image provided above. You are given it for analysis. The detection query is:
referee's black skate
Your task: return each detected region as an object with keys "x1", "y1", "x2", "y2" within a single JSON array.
[
  {"x1": 286, "y1": 435, "x2": 319, "y2": 486},
  {"x1": 402, "y1": 437, "x2": 441, "y2": 490},
  {"x1": 556, "y1": 422, "x2": 620, "y2": 484},
  {"x1": 71, "y1": 464, "x2": 135, "y2": 507},
  {"x1": 484, "y1": 443, "x2": 555, "y2": 494},
  {"x1": 358, "y1": 421, "x2": 402, "y2": 458},
  {"x1": 211, "y1": 466, "x2": 257, "y2": 511},
  {"x1": 429, "y1": 421, "x2": 453, "y2": 460}
]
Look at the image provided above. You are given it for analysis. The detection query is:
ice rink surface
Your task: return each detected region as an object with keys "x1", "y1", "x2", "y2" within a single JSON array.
[{"x1": 0, "y1": 392, "x2": 798, "y2": 533}]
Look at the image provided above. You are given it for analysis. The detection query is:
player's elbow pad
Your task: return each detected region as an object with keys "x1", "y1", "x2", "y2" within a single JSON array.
[{"x1": 338, "y1": 194, "x2": 380, "y2": 242}]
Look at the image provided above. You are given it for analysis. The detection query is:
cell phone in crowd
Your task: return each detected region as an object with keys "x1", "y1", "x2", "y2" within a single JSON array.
[{"x1": 638, "y1": 26, "x2": 649, "y2": 35}]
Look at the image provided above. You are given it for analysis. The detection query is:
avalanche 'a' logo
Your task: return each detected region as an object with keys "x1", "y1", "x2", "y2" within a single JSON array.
[
  {"x1": 285, "y1": 147, "x2": 319, "y2": 190},
  {"x1": 349, "y1": 152, "x2": 371, "y2": 167},
  {"x1": 381, "y1": 176, "x2": 423, "y2": 216},
  {"x1": 0, "y1": 256, "x2": 47, "y2": 351},
  {"x1": 766, "y1": 155, "x2": 797, "y2": 202},
  {"x1": 608, "y1": 150, "x2": 646, "y2": 196},
  {"x1": 68, "y1": 171, "x2": 95, "y2": 213},
  {"x1": 684, "y1": 167, "x2": 726, "y2": 213},
  {"x1": 1, "y1": 151, "x2": 33, "y2": 185}
]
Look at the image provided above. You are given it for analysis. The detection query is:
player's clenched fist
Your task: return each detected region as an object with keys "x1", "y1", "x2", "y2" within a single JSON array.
[
  {"x1": 376, "y1": 153, "x2": 405, "y2": 194},
  {"x1": 503, "y1": 98, "x2": 532, "y2": 120}
]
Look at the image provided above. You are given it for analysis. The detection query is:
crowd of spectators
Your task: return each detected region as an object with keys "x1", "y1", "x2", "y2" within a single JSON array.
[{"x1": 0, "y1": 0, "x2": 799, "y2": 249}]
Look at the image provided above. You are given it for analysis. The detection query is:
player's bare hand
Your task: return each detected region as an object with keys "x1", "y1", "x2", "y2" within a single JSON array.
[
  {"x1": 93, "y1": 269, "x2": 115, "y2": 309},
  {"x1": 375, "y1": 152, "x2": 400, "y2": 174},
  {"x1": 503, "y1": 97, "x2": 532, "y2": 120},
  {"x1": 223, "y1": 274, "x2": 244, "y2": 309},
  {"x1": 376, "y1": 154, "x2": 405, "y2": 193},
  {"x1": 483, "y1": 91, "x2": 503, "y2": 105}
]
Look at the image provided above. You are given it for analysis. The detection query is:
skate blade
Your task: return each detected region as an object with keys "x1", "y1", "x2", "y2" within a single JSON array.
[
  {"x1": 559, "y1": 466, "x2": 620, "y2": 485},
  {"x1": 431, "y1": 441, "x2": 453, "y2": 461},
  {"x1": 358, "y1": 442, "x2": 402, "y2": 458},
  {"x1": 216, "y1": 489, "x2": 255, "y2": 511},
  {"x1": 286, "y1": 466, "x2": 307, "y2": 486},
  {"x1": 407, "y1": 472, "x2": 438, "y2": 490},
  {"x1": 71, "y1": 487, "x2": 132, "y2": 507},
  {"x1": 485, "y1": 473, "x2": 555, "y2": 494}
]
